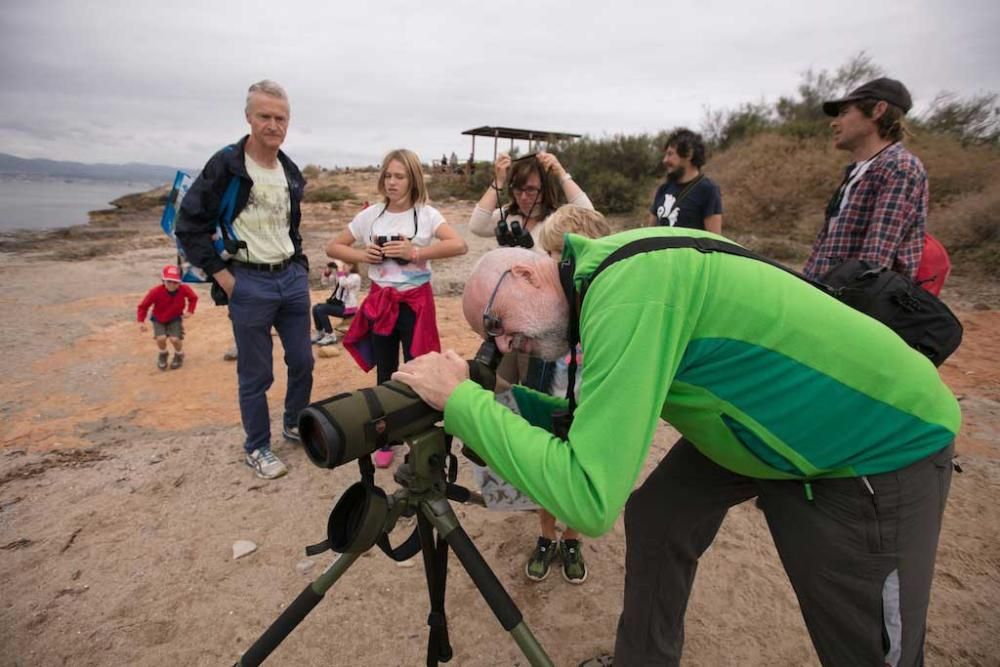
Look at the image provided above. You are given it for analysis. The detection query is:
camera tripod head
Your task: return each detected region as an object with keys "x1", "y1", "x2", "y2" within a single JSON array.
[{"x1": 323, "y1": 426, "x2": 458, "y2": 554}]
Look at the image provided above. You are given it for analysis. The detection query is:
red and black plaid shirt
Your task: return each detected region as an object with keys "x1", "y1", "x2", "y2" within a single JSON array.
[{"x1": 803, "y1": 142, "x2": 928, "y2": 280}]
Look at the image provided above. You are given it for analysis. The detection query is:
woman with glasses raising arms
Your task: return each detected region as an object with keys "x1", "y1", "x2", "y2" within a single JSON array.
[
  {"x1": 327, "y1": 148, "x2": 467, "y2": 468},
  {"x1": 467, "y1": 151, "x2": 593, "y2": 249}
]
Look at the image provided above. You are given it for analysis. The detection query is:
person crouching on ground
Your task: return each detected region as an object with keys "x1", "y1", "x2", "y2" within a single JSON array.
[
  {"x1": 326, "y1": 148, "x2": 467, "y2": 468},
  {"x1": 311, "y1": 260, "x2": 360, "y2": 346},
  {"x1": 137, "y1": 264, "x2": 198, "y2": 370}
]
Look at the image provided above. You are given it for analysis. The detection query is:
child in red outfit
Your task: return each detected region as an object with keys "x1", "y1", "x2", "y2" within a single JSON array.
[{"x1": 137, "y1": 265, "x2": 198, "y2": 370}]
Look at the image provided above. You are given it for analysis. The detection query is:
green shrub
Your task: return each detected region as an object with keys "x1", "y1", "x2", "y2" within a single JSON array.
[
  {"x1": 583, "y1": 171, "x2": 643, "y2": 214},
  {"x1": 556, "y1": 134, "x2": 663, "y2": 213}
]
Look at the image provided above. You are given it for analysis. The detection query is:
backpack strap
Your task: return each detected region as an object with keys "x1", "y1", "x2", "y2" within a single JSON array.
[
  {"x1": 556, "y1": 258, "x2": 581, "y2": 426},
  {"x1": 555, "y1": 235, "x2": 825, "y2": 433},
  {"x1": 217, "y1": 175, "x2": 242, "y2": 242},
  {"x1": 581, "y1": 235, "x2": 819, "y2": 304}
]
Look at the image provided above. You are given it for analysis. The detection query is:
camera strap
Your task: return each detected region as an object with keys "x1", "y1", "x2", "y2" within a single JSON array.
[
  {"x1": 661, "y1": 174, "x2": 703, "y2": 225},
  {"x1": 305, "y1": 388, "x2": 422, "y2": 562},
  {"x1": 372, "y1": 205, "x2": 419, "y2": 243},
  {"x1": 418, "y1": 510, "x2": 453, "y2": 667},
  {"x1": 358, "y1": 387, "x2": 423, "y2": 562},
  {"x1": 492, "y1": 158, "x2": 544, "y2": 248}
]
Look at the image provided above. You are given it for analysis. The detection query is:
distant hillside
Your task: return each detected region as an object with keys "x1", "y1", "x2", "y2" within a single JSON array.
[{"x1": 0, "y1": 152, "x2": 187, "y2": 184}]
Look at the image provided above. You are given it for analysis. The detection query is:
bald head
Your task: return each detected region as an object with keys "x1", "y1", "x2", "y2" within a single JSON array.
[
  {"x1": 462, "y1": 248, "x2": 544, "y2": 330},
  {"x1": 462, "y1": 248, "x2": 571, "y2": 359}
]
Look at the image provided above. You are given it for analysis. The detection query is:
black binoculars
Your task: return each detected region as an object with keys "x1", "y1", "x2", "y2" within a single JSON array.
[
  {"x1": 495, "y1": 219, "x2": 534, "y2": 249},
  {"x1": 374, "y1": 235, "x2": 411, "y2": 264}
]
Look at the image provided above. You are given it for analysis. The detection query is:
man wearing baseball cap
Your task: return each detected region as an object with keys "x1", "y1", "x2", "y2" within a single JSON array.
[
  {"x1": 137, "y1": 264, "x2": 199, "y2": 370},
  {"x1": 803, "y1": 77, "x2": 929, "y2": 281}
]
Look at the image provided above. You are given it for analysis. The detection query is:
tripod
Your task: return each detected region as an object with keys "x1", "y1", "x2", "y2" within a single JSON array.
[{"x1": 234, "y1": 428, "x2": 553, "y2": 667}]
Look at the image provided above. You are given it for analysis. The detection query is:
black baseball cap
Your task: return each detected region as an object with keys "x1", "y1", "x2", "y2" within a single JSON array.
[{"x1": 822, "y1": 77, "x2": 913, "y2": 117}]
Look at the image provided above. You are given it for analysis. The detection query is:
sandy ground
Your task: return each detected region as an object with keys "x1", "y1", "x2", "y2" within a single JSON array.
[{"x1": 1, "y1": 178, "x2": 999, "y2": 666}]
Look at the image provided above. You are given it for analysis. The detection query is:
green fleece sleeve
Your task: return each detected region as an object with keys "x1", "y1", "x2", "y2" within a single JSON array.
[
  {"x1": 510, "y1": 385, "x2": 567, "y2": 431},
  {"x1": 444, "y1": 287, "x2": 691, "y2": 536}
]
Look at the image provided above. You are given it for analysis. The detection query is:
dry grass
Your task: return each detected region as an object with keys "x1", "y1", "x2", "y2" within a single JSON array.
[
  {"x1": 912, "y1": 133, "x2": 1000, "y2": 204},
  {"x1": 708, "y1": 134, "x2": 842, "y2": 239},
  {"x1": 931, "y1": 183, "x2": 1000, "y2": 278}
]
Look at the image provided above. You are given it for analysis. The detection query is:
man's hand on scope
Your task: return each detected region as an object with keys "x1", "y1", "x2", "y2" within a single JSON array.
[{"x1": 393, "y1": 350, "x2": 469, "y2": 411}]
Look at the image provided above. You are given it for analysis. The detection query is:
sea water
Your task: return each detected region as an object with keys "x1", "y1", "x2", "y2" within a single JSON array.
[{"x1": 0, "y1": 177, "x2": 159, "y2": 232}]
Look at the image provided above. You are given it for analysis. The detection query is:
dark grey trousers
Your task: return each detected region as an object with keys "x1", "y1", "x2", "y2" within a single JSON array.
[{"x1": 614, "y1": 438, "x2": 953, "y2": 667}]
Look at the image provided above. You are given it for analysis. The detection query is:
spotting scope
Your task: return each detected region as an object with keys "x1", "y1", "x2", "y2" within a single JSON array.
[{"x1": 298, "y1": 342, "x2": 500, "y2": 469}]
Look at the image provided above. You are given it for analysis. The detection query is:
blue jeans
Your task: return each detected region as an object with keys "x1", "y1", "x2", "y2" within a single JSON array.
[
  {"x1": 229, "y1": 263, "x2": 314, "y2": 453},
  {"x1": 312, "y1": 301, "x2": 348, "y2": 333}
]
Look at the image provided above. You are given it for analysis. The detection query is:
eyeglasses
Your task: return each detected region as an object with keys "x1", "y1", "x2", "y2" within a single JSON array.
[
  {"x1": 512, "y1": 186, "x2": 541, "y2": 197},
  {"x1": 482, "y1": 269, "x2": 512, "y2": 337}
]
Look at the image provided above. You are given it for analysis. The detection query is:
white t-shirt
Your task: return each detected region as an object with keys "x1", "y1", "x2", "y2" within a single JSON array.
[
  {"x1": 348, "y1": 204, "x2": 445, "y2": 289},
  {"x1": 232, "y1": 155, "x2": 294, "y2": 264},
  {"x1": 334, "y1": 273, "x2": 361, "y2": 309}
]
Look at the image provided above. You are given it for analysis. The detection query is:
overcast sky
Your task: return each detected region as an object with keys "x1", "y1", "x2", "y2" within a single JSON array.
[{"x1": 2, "y1": 0, "x2": 997, "y2": 170}]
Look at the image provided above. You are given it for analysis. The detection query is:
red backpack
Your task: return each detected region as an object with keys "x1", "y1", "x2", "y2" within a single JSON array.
[{"x1": 916, "y1": 233, "x2": 951, "y2": 296}]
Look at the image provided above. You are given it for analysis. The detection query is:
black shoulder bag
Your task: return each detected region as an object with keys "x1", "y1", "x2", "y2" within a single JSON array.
[
  {"x1": 818, "y1": 259, "x2": 962, "y2": 367},
  {"x1": 570, "y1": 237, "x2": 962, "y2": 367}
]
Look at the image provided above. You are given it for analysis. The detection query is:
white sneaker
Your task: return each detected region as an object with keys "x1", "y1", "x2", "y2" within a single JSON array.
[
  {"x1": 245, "y1": 447, "x2": 287, "y2": 479},
  {"x1": 310, "y1": 330, "x2": 325, "y2": 344},
  {"x1": 317, "y1": 332, "x2": 338, "y2": 346}
]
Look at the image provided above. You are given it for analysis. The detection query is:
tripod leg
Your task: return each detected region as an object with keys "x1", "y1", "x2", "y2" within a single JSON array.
[
  {"x1": 235, "y1": 550, "x2": 361, "y2": 667},
  {"x1": 420, "y1": 498, "x2": 554, "y2": 667},
  {"x1": 417, "y1": 511, "x2": 453, "y2": 665}
]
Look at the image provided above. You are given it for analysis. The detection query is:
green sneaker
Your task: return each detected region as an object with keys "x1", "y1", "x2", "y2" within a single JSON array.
[
  {"x1": 524, "y1": 537, "x2": 557, "y2": 582},
  {"x1": 560, "y1": 539, "x2": 588, "y2": 584}
]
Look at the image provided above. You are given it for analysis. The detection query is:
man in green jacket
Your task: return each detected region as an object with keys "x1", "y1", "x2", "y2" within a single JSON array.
[{"x1": 393, "y1": 227, "x2": 960, "y2": 667}]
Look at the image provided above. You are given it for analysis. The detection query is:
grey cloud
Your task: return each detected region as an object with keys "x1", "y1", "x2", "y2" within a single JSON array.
[{"x1": 2, "y1": 0, "x2": 997, "y2": 168}]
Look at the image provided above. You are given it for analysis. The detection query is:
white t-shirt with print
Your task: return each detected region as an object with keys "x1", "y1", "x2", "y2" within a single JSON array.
[
  {"x1": 232, "y1": 155, "x2": 294, "y2": 264},
  {"x1": 348, "y1": 204, "x2": 445, "y2": 290}
]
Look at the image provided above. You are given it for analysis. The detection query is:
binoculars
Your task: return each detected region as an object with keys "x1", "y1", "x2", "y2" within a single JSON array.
[
  {"x1": 495, "y1": 218, "x2": 534, "y2": 249},
  {"x1": 374, "y1": 234, "x2": 411, "y2": 264}
]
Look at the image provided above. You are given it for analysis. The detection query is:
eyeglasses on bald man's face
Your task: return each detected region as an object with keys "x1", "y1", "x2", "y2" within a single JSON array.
[{"x1": 482, "y1": 269, "x2": 512, "y2": 337}]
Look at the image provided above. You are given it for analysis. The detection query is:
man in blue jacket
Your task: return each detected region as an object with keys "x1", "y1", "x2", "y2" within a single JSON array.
[{"x1": 176, "y1": 79, "x2": 312, "y2": 480}]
